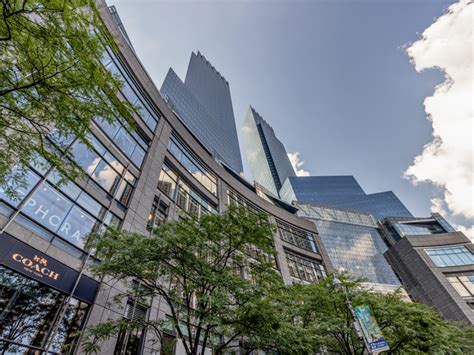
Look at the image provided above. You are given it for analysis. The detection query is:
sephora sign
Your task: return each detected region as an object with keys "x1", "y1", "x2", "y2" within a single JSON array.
[{"x1": 1, "y1": 182, "x2": 96, "y2": 249}]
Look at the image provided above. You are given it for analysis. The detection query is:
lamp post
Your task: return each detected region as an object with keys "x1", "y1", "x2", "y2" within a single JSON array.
[{"x1": 332, "y1": 277, "x2": 372, "y2": 355}]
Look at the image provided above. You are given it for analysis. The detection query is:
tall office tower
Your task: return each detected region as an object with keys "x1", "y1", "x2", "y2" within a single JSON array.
[
  {"x1": 161, "y1": 52, "x2": 243, "y2": 174},
  {"x1": 296, "y1": 202, "x2": 403, "y2": 294},
  {"x1": 381, "y1": 214, "x2": 474, "y2": 324},
  {"x1": 242, "y1": 106, "x2": 296, "y2": 196},
  {"x1": 280, "y1": 175, "x2": 413, "y2": 221}
]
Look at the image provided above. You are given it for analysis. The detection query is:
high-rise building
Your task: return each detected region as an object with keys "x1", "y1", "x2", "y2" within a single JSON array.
[
  {"x1": 296, "y1": 202, "x2": 402, "y2": 294},
  {"x1": 242, "y1": 106, "x2": 296, "y2": 196},
  {"x1": 161, "y1": 52, "x2": 243, "y2": 174},
  {"x1": 0, "y1": 4, "x2": 331, "y2": 354},
  {"x1": 280, "y1": 175, "x2": 413, "y2": 221},
  {"x1": 381, "y1": 214, "x2": 474, "y2": 324}
]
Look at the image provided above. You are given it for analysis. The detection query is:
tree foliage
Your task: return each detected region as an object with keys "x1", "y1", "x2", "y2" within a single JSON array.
[
  {"x1": 80, "y1": 206, "x2": 473, "y2": 355},
  {"x1": 0, "y1": 0, "x2": 134, "y2": 196},
  {"x1": 263, "y1": 276, "x2": 474, "y2": 354},
  {"x1": 83, "y1": 206, "x2": 283, "y2": 355}
]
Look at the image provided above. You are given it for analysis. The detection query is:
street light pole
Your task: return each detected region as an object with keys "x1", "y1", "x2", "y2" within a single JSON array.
[{"x1": 332, "y1": 277, "x2": 372, "y2": 355}]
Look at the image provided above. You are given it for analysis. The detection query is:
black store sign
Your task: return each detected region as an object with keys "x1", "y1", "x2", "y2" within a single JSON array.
[{"x1": 0, "y1": 233, "x2": 99, "y2": 303}]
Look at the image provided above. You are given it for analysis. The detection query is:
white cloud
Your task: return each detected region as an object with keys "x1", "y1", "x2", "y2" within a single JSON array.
[
  {"x1": 430, "y1": 197, "x2": 448, "y2": 216},
  {"x1": 452, "y1": 223, "x2": 474, "y2": 242},
  {"x1": 288, "y1": 152, "x2": 310, "y2": 176},
  {"x1": 404, "y1": 1, "x2": 474, "y2": 228}
]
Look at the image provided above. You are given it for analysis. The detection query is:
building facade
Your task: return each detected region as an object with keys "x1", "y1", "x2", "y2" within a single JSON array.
[
  {"x1": 160, "y1": 52, "x2": 243, "y2": 174},
  {"x1": 0, "y1": 3, "x2": 331, "y2": 354},
  {"x1": 296, "y1": 202, "x2": 402, "y2": 294},
  {"x1": 381, "y1": 214, "x2": 474, "y2": 324},
  {"x1": 280, "y1": 175, "x2": 413, "y2": 220},
  {"x1": 242, "y1": 106, "x2": 296, "y2": 196}
]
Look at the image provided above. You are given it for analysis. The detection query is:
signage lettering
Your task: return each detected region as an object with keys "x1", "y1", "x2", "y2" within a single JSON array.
[
  {"x1": 1, "y1": 233, "x2": 99, "y2": 303},
  {"x1": 26, "y1": 197, "x2": 82, "y2": 242},
  {"x1": 12, "y1": 253, "x2": 60, "y2": 280}
]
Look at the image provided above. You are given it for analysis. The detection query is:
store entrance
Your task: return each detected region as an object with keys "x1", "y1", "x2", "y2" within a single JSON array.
[{"x1": 0, "y1": 266, "x2": 89, "y2": 354}]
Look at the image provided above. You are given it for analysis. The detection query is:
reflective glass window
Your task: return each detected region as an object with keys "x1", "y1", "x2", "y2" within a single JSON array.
[
  {"x1": 447, "y1": 275, "x2": 474, "y2": 298},
  {"x1": 0, "y1": 169, "x2": 40, "y2": 208},
  {"x1": 20, "y1": 182, "x2": 100, "y2": 249},
  {"x1": 285, "y1": 252, "x2": 326, "y2": 282},
  {"x1": 91, "y1": 160, "x2": 120, "y2": 192},
  {"x1": 70, "y1": 142, "x2": 100, "y2": 174},
  {"x1": 22, "y1": 182, "x2": 74, "y2": 232},
  {"x1": 131, "y1": 146, "x2": 146, "y2": 167},
  {"x1": 95, "y1": 118, "x2": 148, "y2": 168},
  {"x1": 102, "y1": 50, "x2": 159, "y2": 132},
  {"x1": 57, "y1": 206, "x2": 97, "y2": 248},
  {"x1": 167, "y1": 137, "x2": 217, "y2": 196},
  {"x1": 115, "y1": 128, "x2": 135, "y2": 156},
  {"x1": 0, "y1": 266, "x2": 88, "y2": 354},
  {"x1": 158, "y1": 165, "x2": 178, "y2": 199},
  {"x1": 277, "y1": 221, "x2": 317, "y2": 253},
  {"x1": 426, "y1": 246, "x2": 474, "y2": 267}
]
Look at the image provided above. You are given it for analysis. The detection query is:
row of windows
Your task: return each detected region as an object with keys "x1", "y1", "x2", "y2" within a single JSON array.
[
  {"x1": 0, "y1": 167, "x2": 120, "y2": 251},
  {"x1": 101, "y1": 49, "x2": 159, "y2": 132},
  {"x1": 286, "y1": 251, "x2": 326, "y2": 283},
  {"x1": 447, "y1": 275, "x2": 474, "y2": 298},
  {"x1": 227, "y1": 189, "x2": 262, "y2": 214},
  {"x1": 425, "y1": 246, "x2": 474, "y2": 268},
  {"x1": 168, "y1": 136, "x2": 217, "y2": 196},
  {"x1": 395, "y1": 221, "x2": 446, "y2": 237},
  {"x1": 94, "y1": 117, "x2": 148, "y2": 168},
  {"x1": 158, "y1": 164, "x2": 217, "y2": 217},
  {"x1": 69, "y1": 133, "x2": 135, "y2": 206},
  {"x1": 297, "y1": 203, "x2": 376, "y2": 228},
  {"x1": 277, "y1": 221, "x2": 318, "y2": 253}
]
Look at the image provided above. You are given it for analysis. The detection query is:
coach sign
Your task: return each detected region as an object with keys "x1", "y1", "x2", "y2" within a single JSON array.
[{"x1": 0, "y1": 233, "x2": 99, "y2": 303}]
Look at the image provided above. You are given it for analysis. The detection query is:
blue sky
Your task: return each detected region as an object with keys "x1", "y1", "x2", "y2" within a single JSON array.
[{"x1": 108, "y1": 0, "x2": 470, "y2": 227}]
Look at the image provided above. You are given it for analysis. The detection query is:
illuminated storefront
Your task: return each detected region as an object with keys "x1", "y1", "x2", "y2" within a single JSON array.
[{"x1": 0, "y1": 234, "x2": 99, "y2": 354}]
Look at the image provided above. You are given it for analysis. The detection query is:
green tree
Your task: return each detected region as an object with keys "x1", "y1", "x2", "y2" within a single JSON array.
[
  {"x1": 271, "y1": 276, "x2": 473, "y2": 354},
  {"x1": 82, "y1": 206, "x2": 283, "y2": 355},
  {"x1": 0, "y1": 0, "x2": 133, "y2": 196}
]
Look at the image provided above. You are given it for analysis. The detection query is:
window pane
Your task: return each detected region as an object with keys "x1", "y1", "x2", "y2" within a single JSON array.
[
  {"x1": 0, "y1": 169, "x2": 40, "y2": 207},
  {"x1": 131, "y1": 146, "x2": 146, "y2": 167},
  {"x1": 71, "y1": 143, "x2": 100, "y2": 174},
  {"x1": 96, "y1": 117, "x2": 120, "y2": 138},
  {"x1": 146, "y1": 116, "x2": 157, "y2": 131},
  {"x1": 449, "y1": 279, "x2": 470, "y2": 297},
  {"x1": 103, "y1": 152, "x2": 124, "y2": 175},
  {"x1": 22, "y1": 183, "x2": 73, "y2": 233},
  {"x1": 426, "y1": 246, "x2": 474, "y2": 267},
  {"x1": 58, "y1": 206, "x2": 97, "y2": 248},
  {"x1": 91, "y1": 160, "x2": 120, "y2": 193},
  {"x1": 115, "y1": 128, "x2": 135, "y2": 156},
  {"x1": 158, "y1": 169, "x2": 177, "y2": 199},
  {"x1": 76, "y1": 193, "x2": 104, "y2": 219}
]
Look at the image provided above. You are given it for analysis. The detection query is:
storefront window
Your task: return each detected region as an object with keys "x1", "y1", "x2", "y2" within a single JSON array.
[
  {"x1": 0, "y1": 266, "x2": 88, "y2": 354},
  {"x1": 21, "y1": 182, "x2": 99, "y2": 249}
]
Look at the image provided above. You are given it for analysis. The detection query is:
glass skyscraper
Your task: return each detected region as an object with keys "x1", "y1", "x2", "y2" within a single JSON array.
[
  {"x1": 280, "y1": 175, "x2": 412, "y2": 220},
  {"x1": 161, "y1": 52, "x2": 243, "y2": 174},
  {"x1": 242, "y1": 106, "x2": 296, "y2": 196},
  {"x1": 296, "y1": 202, "x2": 401, "y2": 291}
]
